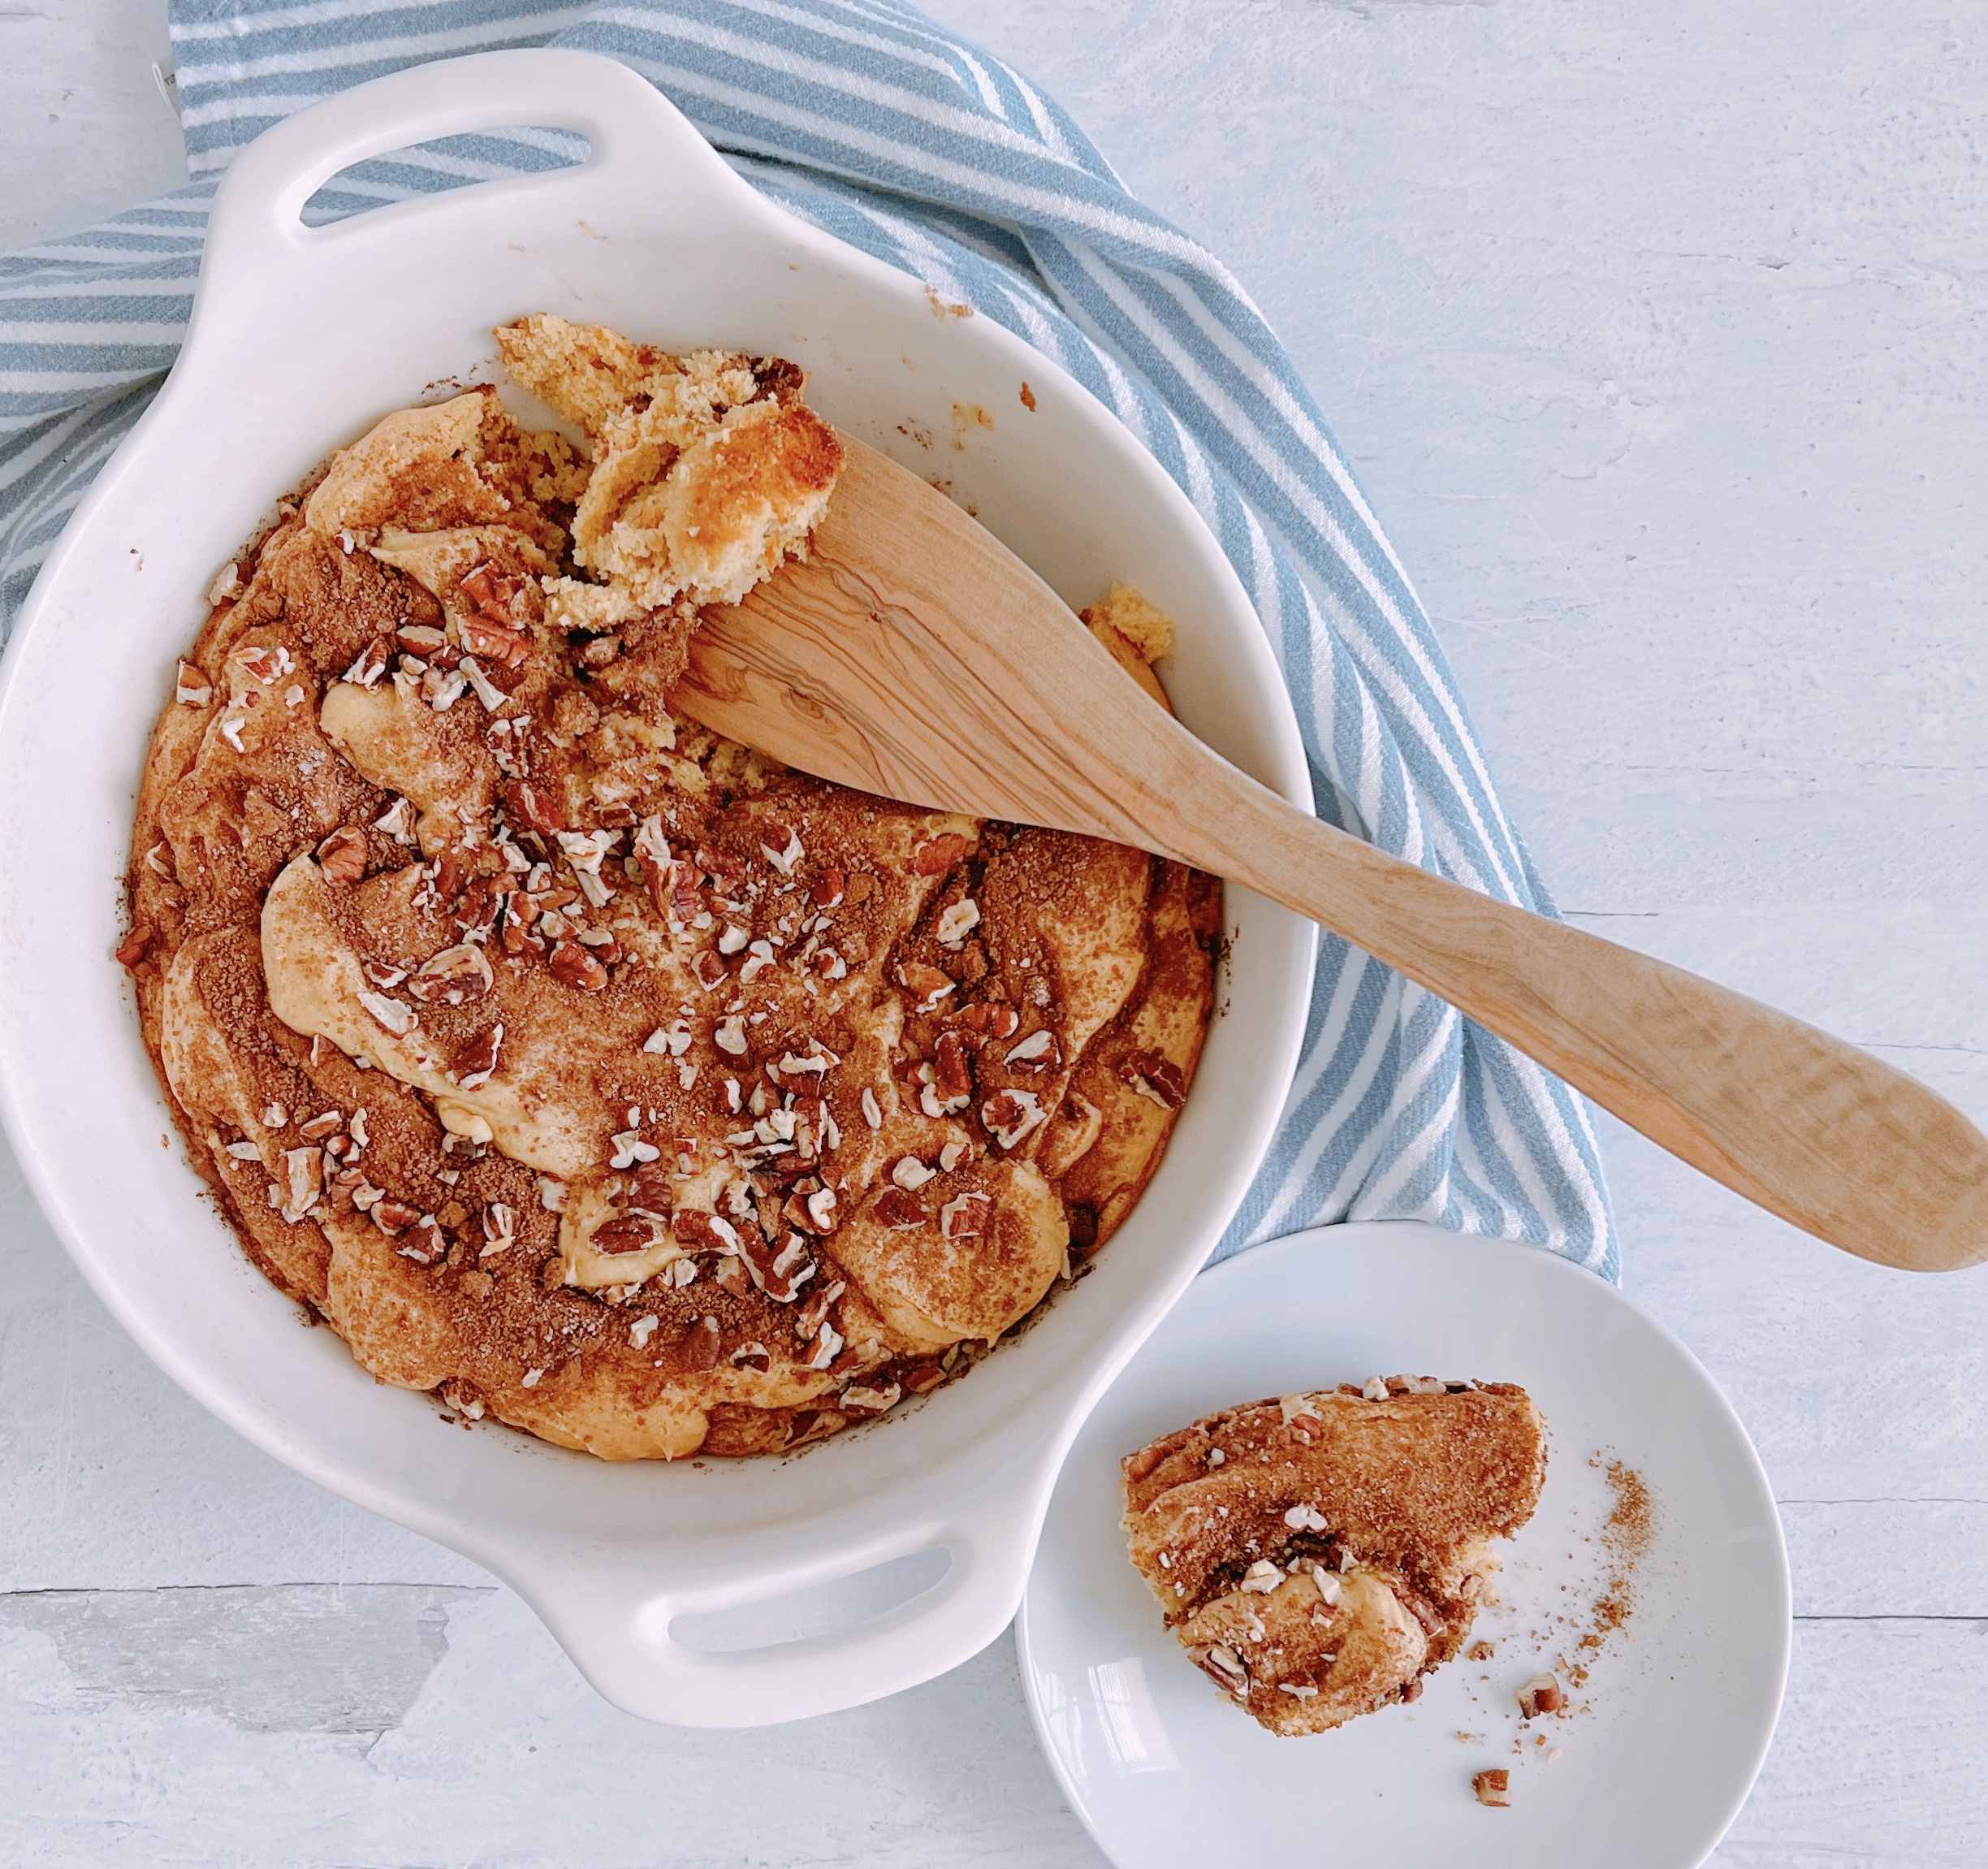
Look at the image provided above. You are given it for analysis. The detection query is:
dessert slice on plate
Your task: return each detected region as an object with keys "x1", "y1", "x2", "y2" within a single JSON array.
[{"x1": 1121, "y1": 1378, "x2": 1547, "y2": 1734}]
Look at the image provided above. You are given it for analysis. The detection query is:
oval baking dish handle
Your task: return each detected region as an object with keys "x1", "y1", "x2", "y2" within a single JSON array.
[
  {"x1": 505, "y1": 1451, "x2": 1063, "y2": 1728},
  {"x1": 197, "y1": 48, "x2": 761, "y2": 308}
]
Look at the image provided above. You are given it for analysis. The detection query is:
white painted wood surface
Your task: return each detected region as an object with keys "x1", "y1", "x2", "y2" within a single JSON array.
[{"x1": 5, "y1": 0, "x2": 1986, "y2": 1859}]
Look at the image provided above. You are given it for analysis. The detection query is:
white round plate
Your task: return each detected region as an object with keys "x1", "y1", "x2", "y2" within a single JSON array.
[{"x1": 1018, "y1": 1221, "x2": 1790, "y2": 1869}]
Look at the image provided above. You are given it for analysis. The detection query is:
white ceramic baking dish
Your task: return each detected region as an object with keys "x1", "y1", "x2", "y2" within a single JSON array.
[{"x1": 0, "y1": 50, "x2": 1315, "y2": 1727}]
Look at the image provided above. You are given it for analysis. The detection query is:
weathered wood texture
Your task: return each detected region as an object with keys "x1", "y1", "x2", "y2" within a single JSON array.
[{"x1": 6, "y1": 0, "x2": 1988, "y2": 1861}]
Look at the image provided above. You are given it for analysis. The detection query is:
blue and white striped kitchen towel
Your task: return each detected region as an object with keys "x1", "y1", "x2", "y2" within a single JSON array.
[{"x1": 0, "y1": 0, "x2": 1618, "y2": 1277}]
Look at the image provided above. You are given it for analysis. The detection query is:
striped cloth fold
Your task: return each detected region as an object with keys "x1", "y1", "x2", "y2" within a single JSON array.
[{"x1": 0, "y1": 0, "x2": 1618, "y2": 1276}]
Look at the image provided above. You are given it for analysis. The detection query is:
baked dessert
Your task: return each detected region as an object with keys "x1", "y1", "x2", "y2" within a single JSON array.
[
  {"x1": 1121, "y1": 1377, "x2": 1546, "y2": 1735},
  {"x1": 119, "y1": 314, "x2": 1220, "y2": 1461}
]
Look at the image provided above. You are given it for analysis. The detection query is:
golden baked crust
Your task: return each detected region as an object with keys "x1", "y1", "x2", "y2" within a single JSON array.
[
  {"x1": 1121, "y1": 1379, "x2": 1546, "y2": 1735},
  {"x1": 120, "y1": 320, "x2": 1220, "y2": 1462}
]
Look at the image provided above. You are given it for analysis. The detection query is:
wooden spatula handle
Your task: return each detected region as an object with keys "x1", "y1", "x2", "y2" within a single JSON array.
[{"x1": 1180, "y1": 777, "x2": 1988, "y2": 1272}]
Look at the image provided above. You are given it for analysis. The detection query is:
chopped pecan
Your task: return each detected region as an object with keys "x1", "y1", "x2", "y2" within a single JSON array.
[
  {"x1": 1004, "y1": 1028, "x2": 1058, "y2": 1070},
  {"x1": 575, "y1": 926, "x2": 620, "y2": 965},
  {"x1": 782, "y1": 1181, "x2": 837, "y2": 1235},
  {"x1": 547, "y1": 940, "x2": 609, "y2": 992},
  {"x1": 794, "y1": 1278, "x2": 845, "y2": 1339},
  {"x1": 453, "y1": 1023, "x2": 503, "y2": 1089},
  {"x1": 730, "y1": 1340, "x2": 773, "y2": 1374},
  {"x1": 1516, "y1": 1673, "x2": 1562, "y2": 1720},
  {"x1": 592, "y1": 1215, "x2": 665, "y2": 1257},
  {"x1": 1241, "y1": 1559, "x2": 1283, "y2": 1594},
  {"x1": 628, "y1": 1163, "x2": 673, "y2": 1219},
  {"x1": 231, "y1": 642, "x2": 284, "y2": 686},
  {"x1": 459, "y1": 560, "x2": 525, "y2": 626},
  {"x1": 672, "y1": 1209, "x2": 740, "y2": 1252},
  {"x1": 838, "y1": 1381, "x2": 901, "y2": 1417},
  {"x1": 932, "y1": 1030, "x2": 972, "y2": 1101},
  {"x1": 676, "y1": 1315, "x2": 722, "y2": 1371},
  {"x1": 951, "y1": 1002, "x2": 1020, "y2": 1040},
  {"x1": 936, "y1": 898, "x2": 980, "y2": 947},
  {"x1": 805, "y1": 1319, "x2": 845, "y2": 1370},
  {"x1": 1197, "y1": 1646, "x2": 1250, "y2": 1698},
  {"x1": 503, "y1": 779, "x2": 564, "y2": 835},
  {"x1": 913, "y1": 831, "x2": 966, "y2": 875},
  {"x1": 115, "y1": 926, "x2": 153, "y2": 968},
  {"x1": 810, "y1": 869, "x2": 845, "y2": 908},
  {"x1": 500, "y1": 912, "x2": 542, "y2": 956},
  {"x1": 759, "y1": 823, "x2": 803, "y2": 874},
  {"x1": 326, "y1": 1166, "x2": 366, "y2": 1216},
  {"x1": 480, "y1": 1202, "x2": 516, "y2": 1256},
  {"x1": 398, "y1": 1214, "x2": 447, "y2": 1265},
  {"x1": 1118, "y1": 1048, "x2": 1186, "y2": 1110},
  {"x1": 358, "y1": 990, "x2": 417, "y2": 1036},
  {"x1": 456, "y1": 873, "x2": 503, "y2": 936},
  {"x1": 737, "y1": 1227, "x2": 815, "y2": 1302},
  {"x1": 408, "y1": 942, "x2": 495, "y2": 1005},
  {"x1": 875, "y1": 1188, "x2": 927, "y2": 1230},
  {"x1": 939, "y1": 1191, "x2": 991, "y2": 1240},
  {"x1": 783, "y1": 1408, "x2": 841, "y2": 1448},
  {"x1": 1472, "y1": 1769, "x2": 1511, "y2": 1809},
  {"x1": 980, "y1": 1088, "x2": 1046, "y2": 1151},
  {"x1": 371, "y1": 1198, "x2": 421, "y2": 1238},
  {"x1": 633, "y1": 816, "x2": 672, "y2": 909},
  {"x1": 315, "y1": 825, "x2": 369, "y2": 885},
  {"x1": 279, "y1": 1146, "x2": 323, "y2": 1223},
  {"x1": 343, "y1": 638, "x2": 390, "y2": 687},
  {"x1": 460, "y1": 611, "x2": 531, "y2": 670},
  {"x1": 608, "y1": 1130, "x2": 659, "y2": 1170},
  {"x1": 775, "y1": 1045, "x2": 834, "y2": 1080},
  {"x1": 694, "y1": 843, "x2": 746, "y2": 887},
  {"x1": 897, "y1": 961, "x2": 954, "y2": 1009}
]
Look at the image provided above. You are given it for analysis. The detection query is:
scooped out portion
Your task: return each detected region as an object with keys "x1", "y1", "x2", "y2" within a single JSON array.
[
  {"x1": 121, "y1": 315, "x2": 1222, "y2": 1462},
  {"x1": 495, "y1": 314, "x2": 843, "y2": 629},
  {"x1": 1121, "y1": 1378, "x2": 1546, "y2": 1735}
]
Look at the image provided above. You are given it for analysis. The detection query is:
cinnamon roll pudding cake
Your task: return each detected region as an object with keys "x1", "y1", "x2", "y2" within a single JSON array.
[
  {"x1": 1122, "y1": 1378, "x2": 1547, "y2": 1735},
  {"x1": 119, "y1": 314, "x2": 1219, "y2": 1460}
]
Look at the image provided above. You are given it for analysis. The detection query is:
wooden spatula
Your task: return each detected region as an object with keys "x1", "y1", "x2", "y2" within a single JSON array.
[{"x1": 677, "y1": 435, "x2": 1988, "y2": 1273}]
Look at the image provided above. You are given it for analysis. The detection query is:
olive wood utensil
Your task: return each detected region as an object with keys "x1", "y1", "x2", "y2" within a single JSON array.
[{"x1": 678, "y1": 435, "x2": 1988, "y2": 1272}]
